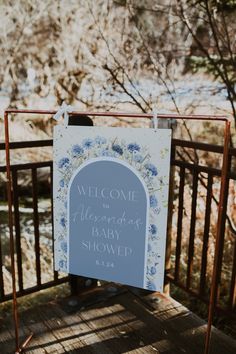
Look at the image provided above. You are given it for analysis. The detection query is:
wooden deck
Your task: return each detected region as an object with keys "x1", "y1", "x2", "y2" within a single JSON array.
[{"x1": 1, "y1": 284, "x2": 235, "y2": 354}]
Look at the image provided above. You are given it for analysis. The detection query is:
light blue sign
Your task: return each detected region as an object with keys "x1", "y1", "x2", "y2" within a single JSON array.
[{"x1": 68, "y1": 157, "x2": 149, "y2": 288}]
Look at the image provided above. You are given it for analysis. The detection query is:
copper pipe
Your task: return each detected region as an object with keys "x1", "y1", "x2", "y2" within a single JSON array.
[
  {"x1": 204, "y1": 119, "x2": 231, "y2": 354},
  {"x1": 4, "y1": 109, "x2": 230, "y2": 354},
  {"x1": 19, "y1": 332, "x2": 34, "y2": 353},
  {"x1": 4, "y1": 111, "x2": 34, "y2": 353},
  {"x1": 4, "y1": 111, "x2": 19, "y2": 351},
  {"x1": 5, "y1": 108, "x2": 228, "y2": 121}
]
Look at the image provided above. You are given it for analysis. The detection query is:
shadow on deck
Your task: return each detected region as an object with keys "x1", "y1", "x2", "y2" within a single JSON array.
[{"x1": 1, "y1": 284, "x2": 235, "y2": 354}]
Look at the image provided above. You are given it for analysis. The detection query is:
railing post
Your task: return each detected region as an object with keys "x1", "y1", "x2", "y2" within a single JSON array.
[
  {"x1": 4, "y1": 111, "x2": 20, "y2": 351},
  {"x1": 199, "y1": 173, "x2": 213, "y2": 297},
  {"x1": 204, "y1": 119, "x2": 231, "y2": 354}
]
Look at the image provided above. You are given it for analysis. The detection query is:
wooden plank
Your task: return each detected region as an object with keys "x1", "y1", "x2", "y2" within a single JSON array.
[
  {"x1": 21, "y1": 284, "x2": 126, "y2": 353},
  {"x1": 131, "y1": 291, "x2": 236, "y2": 354},
  {"x1": 21, "y1": 305, "x2": 65, "y2": 353},
  {"x1": 79, "y1": 302, "x2": 151, "y2": 353},
  {"x1": 0, "y1": 325, "x2": 15, "y2": 354},
  {"x1": 0, "y1": 316, "x2": 34, "y2": 354},
  {"x1": 112, "y1": 291, "x2": 186, "y2": 354},
  {"x1": 1, "y1": 286, "x2": 236, "y2": 354},
  {"x1": 101, "y1": 300, "x2": 164, "y2": 353},
  {"x1": 33, "y1": 302, "x2": 82, "y2": 353},
  {"x1": 56, "y1": 286, "x2": 160, "y2": 353},
  {"x1": 51, "y1": 300, "x2": 111, "y2": 353}
]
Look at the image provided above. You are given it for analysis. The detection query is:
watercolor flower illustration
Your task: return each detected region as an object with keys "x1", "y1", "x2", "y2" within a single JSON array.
[
  {"x1": 72, "y1": 144, "x2": 84, "y2": 157},
  {"x1": 127, "y1": 143, "x2": 140, "y2": 153}
]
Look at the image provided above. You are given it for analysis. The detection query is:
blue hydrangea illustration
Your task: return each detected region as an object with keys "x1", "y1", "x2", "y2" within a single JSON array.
[
  {"x1": 148, "y1": 243, "x2": 152, "y2": 252},
  {"x1": 59, "y1": 179, "x2": 65, "y2": 188},
  {"x1": 95, "y1": 136, "x2": 107, "y2": 145},
  {"x1": 146, "y1": 280, "x2": 156, "y2": 291},
  {"x1": 60, "y1": 217, "x2": 66, "y2": 228},
  {"x1": 150, "y1": 266, "x2": 157, "y2": 275},
  {"x1": 82, "y1": 138, "x2": 94, "y2": 149},
  {"x1": 149, "y1": 224, "x2": 157, "y2": 235},
  {"x1": 60, "y1": 241, "x2": 67, "y2": 253},
  {"x1": 128, "y1": 143, "x2": 140, "y2": 153},
  {"x1": 72, "y1": 144, "x2": 84, "y2": 157},
  {"x1": 59, "y1": 259, "x2": 67, "y2": 269},
  {"x1": 133, "y1": 154, "x2": 143, "y2": 163},
  {"x1": 150, "y1": 195, "x2": 158, "y2": 208},
  {"x1": 102, "y1": 149, "x2": 116, "y2": 157},
  {"x1": 145, "y1": 163, "x2": 158, "y2": 176},
  {"x1": 58, "y1": 157, "x2": 70, "y2": 169},
  {"x1": 112, "y1": 144, "x2": 123, "y2": 155}
]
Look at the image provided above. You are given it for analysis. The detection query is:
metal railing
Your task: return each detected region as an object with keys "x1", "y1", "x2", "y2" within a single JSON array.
[
  {"x1": 0, "y1": 140, "x2": 68, "y2": 302},
  {"x1": 167, "y1": 139, "x2": 236, "y2": 314},
  {"x1": 0, "y1": 138, "x2": 235, "y2": 315}
]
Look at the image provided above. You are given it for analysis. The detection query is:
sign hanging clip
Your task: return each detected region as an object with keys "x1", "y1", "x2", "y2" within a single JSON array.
[
  {"x1": 53, "y1": 101, "x2": 73, "y2": 126},
  {"x1": 151, "y1": 108, "x2": 159, "y2": 130}
]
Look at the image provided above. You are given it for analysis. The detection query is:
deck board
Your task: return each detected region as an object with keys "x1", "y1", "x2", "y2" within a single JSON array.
[{"x1": 0, "y1": 285, "x2": 235, "y2": 354}]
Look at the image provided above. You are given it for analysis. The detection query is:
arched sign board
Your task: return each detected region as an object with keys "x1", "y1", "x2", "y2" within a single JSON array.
[
  {"x1": 68, "y1": 158, "x2": 149, "y2": 288},
  {"x1": 53, "y1": 126, "x2": 171, "y2": 291}
]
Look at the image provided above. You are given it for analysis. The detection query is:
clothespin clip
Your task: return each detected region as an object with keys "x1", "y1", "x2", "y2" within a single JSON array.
[
  {"x1": 53, "y1": 101, "x2": 73, "y2": 126},
  {"x1": 151, "y1": 108, "x2": 159, "y2": 130}
]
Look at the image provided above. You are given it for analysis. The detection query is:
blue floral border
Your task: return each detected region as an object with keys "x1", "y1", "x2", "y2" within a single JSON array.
[{"x1": 55, "y1": 134, "x2": 169, "y2": 290}]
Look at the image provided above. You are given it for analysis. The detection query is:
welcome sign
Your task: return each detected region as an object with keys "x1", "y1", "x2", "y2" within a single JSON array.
[{"x1": 53, "y1": 126, "x2": 171, "y2": 291}]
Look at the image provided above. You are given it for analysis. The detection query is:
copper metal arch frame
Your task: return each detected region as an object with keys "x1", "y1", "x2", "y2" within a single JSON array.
[{"x1": 4, "y1": 109, "x2": 230, "y2": 354}]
